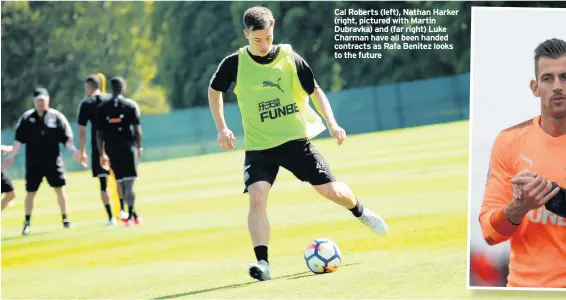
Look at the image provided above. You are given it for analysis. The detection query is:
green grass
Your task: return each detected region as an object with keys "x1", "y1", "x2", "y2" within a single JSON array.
[{"x1": 2, "y1": 121, "x2": 563, "y2": 299}]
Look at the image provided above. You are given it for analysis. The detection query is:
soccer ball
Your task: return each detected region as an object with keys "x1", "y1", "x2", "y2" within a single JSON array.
[{"x1": 304, "y1": 238, "x2": 342, "y2": 274}]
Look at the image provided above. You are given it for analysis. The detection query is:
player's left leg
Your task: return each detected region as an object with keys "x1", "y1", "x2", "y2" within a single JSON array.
[
  {"x1": 1, "y1": 191, "x2": 15, "y2": 211},
  {"x1": 113, "y1": 146, "x2": 141, "y2": 227},
  {"x1": 53, "y1": 187, "x2": 72, "y2": 228},
  {"x1": 93, "y1": 146, "x2": 126, "y2": 223},
  {"x1": 313, "y1": 182, "x2": 388, "y2": 235},
  {"x1": 47, "y1": 165, "x2": 72, "y2": 228},
  {"x1": 280, "y1": 139, "x2": 388, "y2": 235},
  {"x1": 22, "y1": 192, "x2": 37, "y2": 235},
  {"x1": 243, "y1": 149, "x2": 280, "y2": 281},
  {"x1": 98, "y1": 176, "x2": 116, "y2": 225},
  {"x1": 1, "y1": 171, "x2": 16, "y2": 211},
  {"x1": 247, "y1": 181, "x2": 273, "y2": 281},
  {"x1": 122, "y1": 178, "x2": 141, "y2": 226},
  {"x1": 93, "y1": 151, "x2": 114, "y2": 224},
  {"x1": 23, "y1": 164, "x2": 44, "y2": 235},
  {"x1": 115, "y1": 177, "x2": 128, "y2": 221}
]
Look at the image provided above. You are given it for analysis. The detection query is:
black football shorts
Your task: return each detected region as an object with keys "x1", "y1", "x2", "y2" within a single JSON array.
[{"x1": 243, "y1": 138, "x2": 335, "y2": 193}]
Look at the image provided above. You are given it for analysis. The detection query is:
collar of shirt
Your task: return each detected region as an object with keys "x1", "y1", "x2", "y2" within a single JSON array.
[{"x1": 33, "y1": 108, "x2": 50, "y2": 119}]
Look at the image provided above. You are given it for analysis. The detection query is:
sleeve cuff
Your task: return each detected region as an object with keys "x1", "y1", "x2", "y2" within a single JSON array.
[
  {"x1": 490, "y1": 208, "x2": 520, "y2": 236},
  {"x1": 209, "y1": 83, "x2": 228, "y2": 94}
]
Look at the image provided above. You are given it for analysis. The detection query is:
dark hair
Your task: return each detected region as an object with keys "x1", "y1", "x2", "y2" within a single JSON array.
[
  {"x1": 110, "y1": 76, "x2": 125, "y2": 96},
  {"x1": 243, "y1": 6, "x2": 275, "y2": 31},
  {"x1": 534, "y1": 38, "x2": 566, "y2": 76},
  {"x1": 85, "y1": 74, "x2": 101, "y2": 89}
]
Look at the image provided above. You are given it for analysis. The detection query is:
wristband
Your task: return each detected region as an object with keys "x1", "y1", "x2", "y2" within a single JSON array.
[{"x1": 545, "y1": 182, "x2": 566, "y2": 218}]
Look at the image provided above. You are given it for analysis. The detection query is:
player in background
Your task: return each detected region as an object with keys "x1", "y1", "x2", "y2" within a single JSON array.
[
  {"x1": 96, "y1": 76, "x2": 144, "y2": 227},
  {"x1": 78, "y1": 74, "x2": 128, "y2": 226},
  {"x1": 479, "y1": 38, "x2": 566, "y2": 288},
  {"x1": 3, "y1": 88, "x2": 82, "y2": 235},
  {"x1": 1, "y1": 145, "x2": 16, "y2": 211},
  {"x1": 208, "y1": 6, "x2": 388, "y2": 282}
]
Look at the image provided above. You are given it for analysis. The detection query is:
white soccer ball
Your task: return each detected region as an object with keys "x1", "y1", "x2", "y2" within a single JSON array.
[{"x1": 304, "y1": 238, "x2": 342, "y2": 274}]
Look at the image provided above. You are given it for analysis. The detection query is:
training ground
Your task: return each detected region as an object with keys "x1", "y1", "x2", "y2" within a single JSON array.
[{"x1": 2, "y1": 121, "x2": 561, "y2": 299}]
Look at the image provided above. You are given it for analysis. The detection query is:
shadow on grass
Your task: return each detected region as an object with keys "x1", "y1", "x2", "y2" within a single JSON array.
[
  {"x1": 1, "y1": 231, "x2": 49, "y2": 242},
  {"x1": 152, "y1": 281, "x2": 258, "y2": 300},
  {"x1": 153, "y1": 262, "x2": 361, "y2": 299}
]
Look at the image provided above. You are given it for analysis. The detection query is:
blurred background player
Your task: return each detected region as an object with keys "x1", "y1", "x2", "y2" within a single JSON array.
[
  {"x1": 96, "y1": 76, "x2": 144, "y2": 227},
  {"x1": 1, "y1": 145, "x2": 16, "y2": 211},
  {"x1": 208, "y1": 6, "x2": 388, "y2": 282},
  {"x1": 3, "y1": 88, "x2": 82, "y2": 235},
  {"x1": 78, "y1": 74, "x2": 128, "y2": 226},
  {"x1": 479, "y1": 38, "x2": 566, "y2": 288},
  {"x1": 469, "y1": 249, "x2": 508, "y2": 286}
]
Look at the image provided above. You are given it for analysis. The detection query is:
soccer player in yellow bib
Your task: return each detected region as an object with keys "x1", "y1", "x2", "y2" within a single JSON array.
[{"x1": 208, "y1": 6, "x2": 388, "y2": 281}]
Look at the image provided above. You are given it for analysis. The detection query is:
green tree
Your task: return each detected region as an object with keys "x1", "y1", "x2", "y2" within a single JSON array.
[{"x1": 1, "y1": 1, "x2": 167, "y2": 128}]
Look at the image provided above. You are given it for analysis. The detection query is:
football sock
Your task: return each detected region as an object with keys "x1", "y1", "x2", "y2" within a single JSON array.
[
  {"x1": 62, "y1": 214, "x2": 68, "y2": 221},
  {"x1": 349, "y1": 199, "x2": 364, "y2": 218},
  {"x1": 25, "y1": 214, "x2": 31, "y2": 223},
  {"x1": 123, "y1": 180, "x2": 138, "y2": 219},
  {"x1": 128, "y1": 206, "x2": 138, "y2": 219},
  {"x1": 254, "y1": 245, "x2": 269, "y2": 263},
  {"x1": 104, "y1": 204, "x2": 113, "y2": 219},
  {"x1": 99, "y1": 177, "x2": 108, "y2": 192},
  {"x1": 119, "y1": 198, "x2": 125, "y2": 211}
]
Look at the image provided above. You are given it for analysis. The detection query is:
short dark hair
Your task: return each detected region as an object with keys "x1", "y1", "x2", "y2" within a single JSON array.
[
  {"x1": 85, "y1": 74, "x2": 101, "y2": 89},
  {"x1": 110, "y1": 76, "x2": 125, "y2": 95},
  {"x1": 243, "y1": 6, "x2": 275, "y2": 31},
  {"x1": 534, "y1": 38, "x2": 566, "y2": 77}
]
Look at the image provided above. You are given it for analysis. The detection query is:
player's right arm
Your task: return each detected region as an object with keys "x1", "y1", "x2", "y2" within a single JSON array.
[
  {"x1": 479, "y1": 132, "x2": 521, "y2": 245},
  {"x1": 77, "y1": 98, "x2": 90, "y2": 162},
  {"x1": 95, "y1": 129, "x2": 105, "y2": 155},
  {"x1": 130, "y1": 100, "x2": 143, "y2": 159},
  {"x1": 95, "y1": 104, "x2": 110, "y2": 170},
  {"x1": 208, "y1": 53, "x2": 237, "y2": 149},
  {"x1": 294, "y1": 51, "x2": 346, "y2": 145},
  {"x1": 1, "y1": 145, "x2": 13, "y2": 155},
  {"x1": 95, "y1": 129, "x2": 109, "y2": 171},
  {"x1": 208, "y1": 88, "x2": 229, "y2": 132},
  {"x1": 57, "y1": 111, "x2": 82, "y2": 165},
  {"x1": 510, "y1": 172, "x2": 564, "y2": 217}
]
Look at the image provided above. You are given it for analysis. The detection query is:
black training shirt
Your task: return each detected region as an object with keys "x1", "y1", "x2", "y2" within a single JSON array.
[
  {"x1": 209, "y1": 45, "x2": 319, "y2": 94},
  {"x1": 77, "y1": 93, "x2": 110, "y2": 147},
  {"x1": 96, "y1": 95, "x2": 141, "y2": 148},
  {"x1": 14, "y1": 108, "x2": 74, "y2": 166}
]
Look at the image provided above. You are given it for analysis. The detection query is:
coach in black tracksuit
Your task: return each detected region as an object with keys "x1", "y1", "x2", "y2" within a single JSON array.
[
  {"x1": 3, "y1": 88, "x2": 81, "y2": 235},
  {"x1": 96, "y1": 77, "x2": 144, "y2": 225}
]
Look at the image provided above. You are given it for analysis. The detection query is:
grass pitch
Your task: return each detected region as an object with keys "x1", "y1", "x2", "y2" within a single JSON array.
[{"x1": 2, "y1": 121, "x2": 563, "y2": 299}]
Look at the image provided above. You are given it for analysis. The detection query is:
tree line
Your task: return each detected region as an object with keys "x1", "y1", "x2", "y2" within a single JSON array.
[{"x1": 1, "y1": 1, "x2": 560, "y2": 128}]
